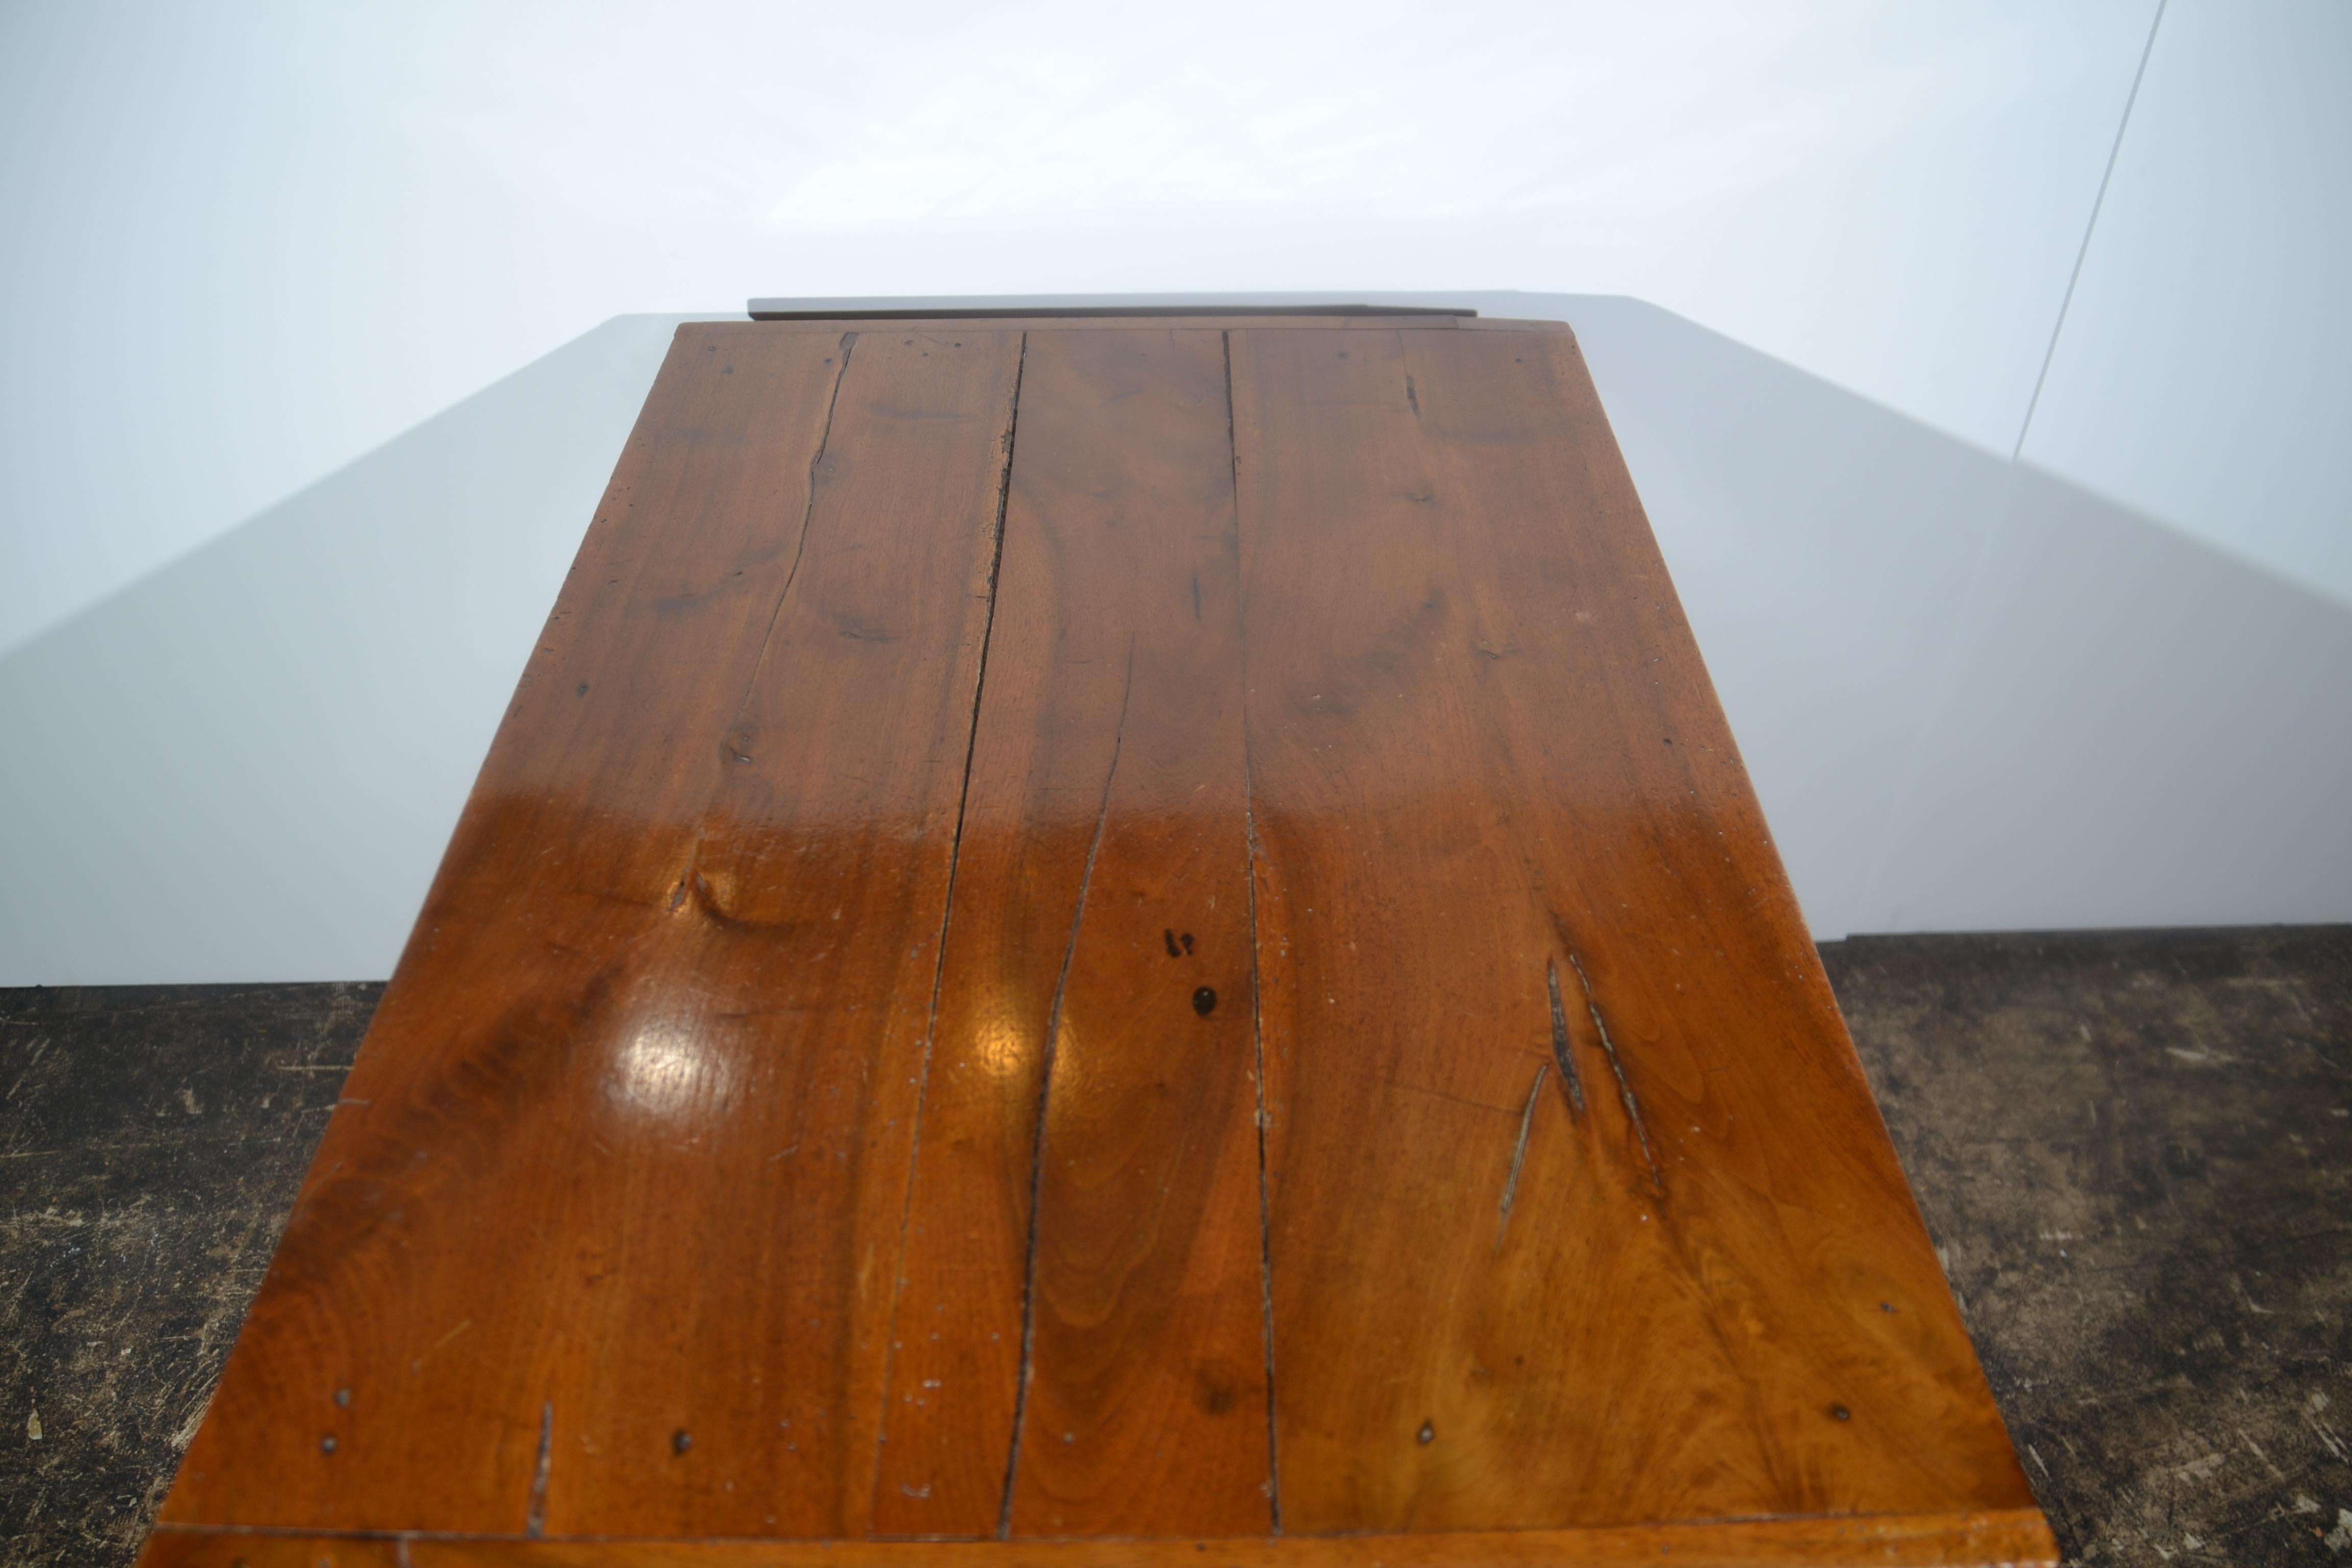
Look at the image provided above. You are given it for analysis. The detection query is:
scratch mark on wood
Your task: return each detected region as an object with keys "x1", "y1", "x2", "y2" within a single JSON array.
[
  {"x1": 725, "y1": 330, "x2": 857, "y2": 754},
  {"x1": 1497, "y1": 1062, "x2": 1549, "y2": 1251},
  {"x1": 1566, "y1": 952, "x2": 1665, "y2": 1195},
  {"x1": 524, "y1": 1399, "x2": 553, "y2": 1536},
  {"x1": 1546, "y1": 962, "x2": 1586, "y2": 1116},
  {"x1": 1000, "y1": 626, "x2": 1133, "y2": 1536}
]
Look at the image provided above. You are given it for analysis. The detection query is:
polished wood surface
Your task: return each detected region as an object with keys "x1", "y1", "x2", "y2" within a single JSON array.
[
  {"x1": 1232, "y1": 328, "x2": 2027, "y2": 1529},
  {"x1": 144, "y1": 318, "x2": 2049, "y2": 1566},
  {"x1": 161, "y1": 327, "x2": 1023, "y2": 1536},
  {"x1": 874, "y1": 328, "x2": 1268, "y2": 1538}
]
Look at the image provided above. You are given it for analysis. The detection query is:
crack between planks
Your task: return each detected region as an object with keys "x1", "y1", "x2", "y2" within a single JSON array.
[
  {"x1": 1564, "y1": 951, "x2": 1665, "y2": 1196},
  {"x1": 1228, "y1": 328, "x2": 1284, "y2": 1535},
  {"x1": 1496, "y1": 1062, "x2": 1549, "y2": 1252},
  {"x1": 873, "y1": 331, "x2": 1027, "y2": 1522},
  {"x1": 1242, "y1": 787, "x2": 1283, "y2": 1535},
  {"x1": 523, "y1": 1399, "x2": 553, "y2": 1537},
  {"x1": 998, "y1": 627, "x2": 1133, "y2": 1537}
]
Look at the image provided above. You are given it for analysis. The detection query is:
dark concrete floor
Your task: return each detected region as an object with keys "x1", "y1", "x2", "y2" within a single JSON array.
[
  {"x1": 3, "y1": 928, "x2": 2348, "y2": 1564},
  {"x1": 1820, "y1": 928, "x2": 2352, "y2": 1563},
  {"x1": 1, "y1": 983, "x2": 381, "y2": 1560}
]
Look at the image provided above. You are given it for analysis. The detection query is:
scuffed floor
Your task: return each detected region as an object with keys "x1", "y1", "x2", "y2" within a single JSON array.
[
  {"x1": 2, "y1": 929, "x2": 2347, "y2": 1564},
  {"x1": 1823, "y1": 927, "x2": 2352, "y2": 1563},
  {"x1": 0, "y1": 983, "x2": 382, "y2": 1561}
]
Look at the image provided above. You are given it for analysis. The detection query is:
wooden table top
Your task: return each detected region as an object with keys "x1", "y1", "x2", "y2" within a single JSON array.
[{"x1": 142, "y1": 318, "x2": 2052, "y2": 1567}]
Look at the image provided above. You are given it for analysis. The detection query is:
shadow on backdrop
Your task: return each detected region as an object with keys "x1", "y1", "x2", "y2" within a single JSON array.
[{"x1": 2, "y1": 294, "x2": 2344, "y2": 984}]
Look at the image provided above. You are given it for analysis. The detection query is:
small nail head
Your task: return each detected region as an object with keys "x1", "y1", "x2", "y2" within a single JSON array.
[{"x1": 673, "y1": 1429, "x2": 694, "y2": 1454}]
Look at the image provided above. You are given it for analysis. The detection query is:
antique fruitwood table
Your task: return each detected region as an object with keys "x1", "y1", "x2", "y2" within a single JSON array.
[{"x1": 141, "y1": 311, "x2": 2054, "y2": 1566}]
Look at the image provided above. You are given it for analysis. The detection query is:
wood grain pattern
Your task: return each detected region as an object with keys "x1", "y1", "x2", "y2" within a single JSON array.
[
  {"x1": 876, "y1": 328, "x2": 1267, "y2": 1537},
  {"x1": 159, "y1": 325, "x2": 1022, "y2": 1537},
  {"x1": 142, "y1": 1512, "x2": 2058, "y2": 1568},
  {"x1": 1230, "y1": 326, "x2": 2031, "y2": 1531},
  {"x1": 143, "y1": 315, "x2": 2046, "y2": 1564}
]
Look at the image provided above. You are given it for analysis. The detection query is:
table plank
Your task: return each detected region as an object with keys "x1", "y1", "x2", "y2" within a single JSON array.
[
  {"x1": 877, "y1": 327, "x2": 1269, "y2": 1537},
  {"x1": 1230, "y1": 326, "x2": 2035, "y2": 1531},
  {"x1": 158, "y1": 325, "x2": 1022, "y2": 1537},
  {"x1": 143, "y1": 315, "x2": 2048, "y2": 1560},
  {"x1": 543, "y1": 327, "x2": 1022, "y2": 1537}
]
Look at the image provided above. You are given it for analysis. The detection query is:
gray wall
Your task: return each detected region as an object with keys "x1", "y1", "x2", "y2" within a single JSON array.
[
  {"x1": 0, "y1": 1, "x2": 2163, "y2": 654},
  {"x1": 2020, "y1": 0, "x2": 2352, "y2": 606},
  {"x1": 0, "y1": 314, "x2": 713, "y2": 983},
  {"x1": 6, "y1": 2, "x2": 2347, "y2": 982}
]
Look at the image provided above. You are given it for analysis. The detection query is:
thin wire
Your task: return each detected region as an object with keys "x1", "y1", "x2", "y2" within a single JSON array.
[{"x1": 2013, "y1": 0, "x2": 2170, "y2": 460}]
